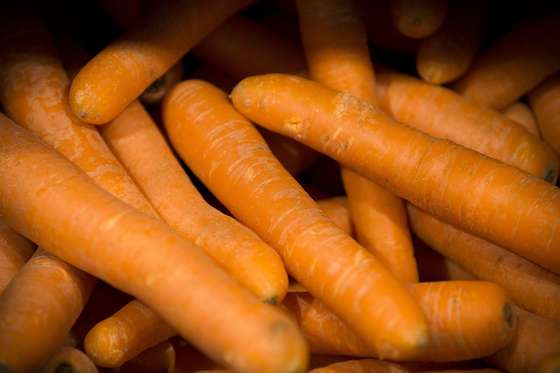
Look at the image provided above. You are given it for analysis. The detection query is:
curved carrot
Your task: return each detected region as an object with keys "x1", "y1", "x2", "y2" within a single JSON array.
[
  {"x1": 503, "y1": 101, "x2": 540, "y2": 137},
  {"x1": 0, "y1": 220, "x2": 34, "y2": 294},
  {"x1": 529, "y1": 72, "x2": 560, "y2": 155},
  {"x1": 163, "y1": 80, "x2": 429, "y2": 359},
  {"x1": 297, "y1": 0, "x2": 418, "y2": 283},
  {"x1": 454, "y1": 14, "x2": 560, "y2": 110},
  {"x1": 141, "y1": 63, "x2": 184, "y2": 105},
  {"x1": 231, "y1": 73, "x2": 560, "y2": 274},
  {"x1": 316, "y1": 197, "x2": 352, "y2": 235},
  {"x1": 0, "y1": 113, "x2": 308, "y2": 373},
  {"x1": 390, "y1": 0, "x2": 448, "y2": 39},
  {"x1": 408, "y1": 205, "x2": 560, "y2": 320},
  {"x1": 42, "y1": 346, "x2": 98, "y2": 373},
  {"x1": 69, "y1": 0, "x2": 254, "y2": 124},
  {"x1": 309, "y1": 359, "x2": 410, "y2": 373},
  {"x1": 416, "y1": 0, "x2": 487, "y2": 84},
  {"x1": 282, "y1": 281, "x2": 514, "y2": 361},
  {"x1": 488, "y1": 307, "x2": 560, "y2": 373},
  {"x1": 116, "y1": 340, "x2": 175, "y2": 373},
  {"x1": 375, "y1": 70, "x2": 558, "y2": 182},
  {"x1": 0, "y1": 14, "x2": 157, "y2": 371}
]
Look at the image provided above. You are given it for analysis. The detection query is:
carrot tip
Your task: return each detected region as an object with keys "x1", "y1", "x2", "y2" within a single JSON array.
[
  {"x1": 503, "y1": 303, "x2": 514, "y2": 328},
  {"x1": 55, "y1": 362, "x2": 74, "y2": 373}
]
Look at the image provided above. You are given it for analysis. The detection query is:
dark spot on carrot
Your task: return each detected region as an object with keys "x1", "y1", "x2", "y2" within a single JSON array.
[
  {"x1": 55, "y1": 362, "x2": 74, "y2": 373},
  {"x1": 503, "y1": 303, "x2": 514, "y2": 327},
  {"x1": 264, "y1": 296, "x2": 277, "y2": 305},
  {"x1": 0, "y1": 363, "x2": 10, "y2": 373}
]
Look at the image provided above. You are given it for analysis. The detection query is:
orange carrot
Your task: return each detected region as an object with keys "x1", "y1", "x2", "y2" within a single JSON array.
[
  {"x1": 231, "y1": 73, "x2": 560, "y2": 274},
  {"x1": 416, "y1": 0, "x2": 487, "y2": 84},
  {"x1": 408, "y1": 204, "x2": 560, "y2": 320},
  {"x1": 316, "y1": 197, "x2": 353, "y2": 235},
  {"x1": 69, "y1": 0, "x2": 254, "y2": 124},
  {"x1": 503, "y1": 101, "x2": 540, "y2": 137},
  {"x1": 141, "y1": 63, "x2": 184, "y2": 105},
  {"x1": 375, "y1": 70, "x2": 558, "y2": 182},
  {"x1": 0, "y1": 113, "x2": 308, "y2": 373},
  {"x1": 297, "y1": 0, "x2": 418, "y2": 283},
  {"x1": 309, "y1": 359, "x2": 410, "y2": 373},
  {"x1": 164, "y1": 80, "x2": 429, "y2": 359},
  {"x1": 117, "y1": 340, "x2": 175, "y2": 373},
  {"x1": 282, "y1": 281, "x2": 514, "y2": 361},
  {"x1": 538, "y1": 355, "x2": 560, "y2": 373},
  {"x1": 529, "y1": 72, "x2": 560, "y2": 155},
  {"x1": 0, "y1": 220, "x2": 34, "y2": 294},
  {"x1": 488, "y1": 307, "x2": 560, "y2": 373},
  {"x1": 390, "y1": 0, "x2": 448, "y2": 39},
  {"x1": 454, "y1": 14, "x2": 560, "y2": 110},
  {"x1": 42, "y1": 346, "x2": 98, "y2": 373}
]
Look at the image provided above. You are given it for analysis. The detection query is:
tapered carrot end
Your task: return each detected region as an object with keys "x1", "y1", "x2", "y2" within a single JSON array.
[{"x1": 84, "y1": 320, "x2": 128, "y2": 368}]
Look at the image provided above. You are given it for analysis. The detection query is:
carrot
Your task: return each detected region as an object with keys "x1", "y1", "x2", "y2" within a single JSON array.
[
  {"x1": 42, "y1": 346, "x2": 98, "y2": 373},
  {"x1": 538, "y1": 355, "x2": 560, "y2": 373},
  {"x1": 141, "y1": 63, "x2": 184, "y2": 105},
  {"x1": 503, "y1": 101, "x2": 540, "y2": 137},
  {"x1": 163, "y1": 80, "x2": 429, "y2": 359},
  {"x1": 375, "y1": 70, "x2": 558, "y2": 182},
  {"x1": 0, "y1": 219, "x2": 34, "y2": 294},
  {"x1": 408, "y1": 204, "x2": 560, "y2": 320},
  {"x1": 0, "y1": 113, "x2": 308, "y2": 373},
  {"x1": 69, "y1": 0, "x2": 254, "y2": 124},
  {"x1": 488, "y1": 307, "x2": 560, "y2": 373},
  {"x1": 415, "y1": 0, "x2": 487, "y2": 84},
  {"x1": 390, "y1": 0, "x2": 448, "y2": 39},
  {"x1": 0, "y1": 15, "x2": 158, "y2": 371},
  {"x1": 232, "y1": 73, "x2": 560, "y2": 274},
  {"x1": 282, "y1": 281, "x2": 514, "y2": 361},
  {"x1": 316, "y1": 197, "x2": 352, "y2": 235},
  {"x1": 529, "y1": 72, "x2": 560, "y2": 155},
  {"x1": 118, "y1": 340, "x2": 175, "y2": 373},
  {"x1": 297, "y1": 0, "x2": 418, "y2": 283},
  {"x1": 454, "y1": 14, "x2": 560, "y2": 110},
  {"x1": 309, "y1": 359, "x2": 410, "y2": 373}
]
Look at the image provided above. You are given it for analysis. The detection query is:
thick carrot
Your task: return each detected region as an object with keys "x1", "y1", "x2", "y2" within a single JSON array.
[
  {"x1": 0, "y1": 14, "x2": 158, "y2": 371},
  {"x1": 316, "y1": 197, "x2": 352, "y2": 235},
  {"x1": 141, "y1": 63, "x2": 184, "y2": 105},
  {"x1": 488, "y1": 307, "x2": 560, "y2": 373},
  {"x1": 0, "y1": 113, "x2": 308, "y2": 373},
  {"x1": 529, "y1": 72, "x2": 560, "y2": 155},
  {"x1": 297, "y1": 0, "x2": 418, "y2": 283},
  {"x1": 42, "y1": 346, "x2": 98, "y2": 373},
  {"x1": 282, "y1": 281, "x2": 514, "y2": 361},
  {"x1": 503, "y1": 101, "x2": 540, "y2": 137},
  {"x1": 408, "y1": 205, "x2": 560, "y2": 320},
  {"x1": 163, "y1": 80, "x2": 429, "y2": 359},
  {"x1": 114, "y1": 340, "x2": 175, "y2": 373},
  {"x1": 309, "y1": 359, "x2": 410, "y2": 373},
  {"x1": 375, "y1": 70, "x2": 558, "y2": 182},
  {"x1": 69, "y1": 0, "x2": 254, "y2": 124},
  {"x1": 416, "y1": 0, "x2": 487, "y2": 84},
  {"x1": 0, "y1": 220, "x2": 34, "y2": 294},
  {"x1": 454, "y1": 14, "x2": 560, "y2": 110},
  {"x1": 390, "y1": 0, "x2": 448, "y2": 39}
]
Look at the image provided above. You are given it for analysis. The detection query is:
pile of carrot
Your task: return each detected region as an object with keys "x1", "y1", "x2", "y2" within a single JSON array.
[{"x1": 0, "y1": 0, "x2": 558, "y2": 372}]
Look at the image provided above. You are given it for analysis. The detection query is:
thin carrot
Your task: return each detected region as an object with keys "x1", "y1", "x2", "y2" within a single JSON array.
[
  {"x1": 309, "y1": 359, "x2": 410, "y2": 373},
  {"x1": 141, "y1": 63, "x2": 184, "y2": 105},
  {"x1": 163, "y1": 80, "x2": 429, "y2": 359},
  {"x1": 408, "y1": 204, "x2": 560, "y2": 320},
  {"x1": 282, "y1": 281, "x2": 514, "y2": 361},
  {"x1": 454, "y1": 14, "x2": 560, "y2": 110},
  {"x1": 116, "y1": 340, "x2": 175, "y2": 373},
  {"x1": 416, "y1": 0, "x2": 487, "y2": 84},
  {"x1": 297, "y1": 0, "x2": 418, "y2": 283},
  {"x1": 390, "y1": 0, "x2": 448, "y2": 39},
  {"x1": 529, "y1": 72, "x2": 560, "y2": 155},
  {"x1": 503, "y1": 101, "x2": 540, "y2": 137},
  {"x1": 375, "y1": 70, "x2": 558, "y2": 182},
  {"x1": 316, "y1": 197, "x2": 352, "y2": 235},
  {"x1": 42, "y1": 346, "x2": 98, "y2": 373},
  {"x1": 488, "y1": 307, "x2": 560, "y2": 373},
  {"x1": 0, "y1": 113, "x2": 308, "y2": 373},
  {"x1": 69, "y1": 0, "x2": 254, "y2": 124},
  {"x1": 232, "y1": 73, "x2": 560, "y2": 274},
  {"x1": 0, "y1": 219, "x2": 34, "y2": 294}
]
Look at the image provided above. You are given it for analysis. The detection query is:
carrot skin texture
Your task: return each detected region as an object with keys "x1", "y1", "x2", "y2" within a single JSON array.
[
  {"x1": 282, "y1": 281, "x2": 514, "y2": 361},
  {"x1": 0, "y1": 220, "x2": 34, "y2": 294},
  {"x1": 454, "y1": 15, "x2": 560, "y2": 110},
  {"x1": 416, "y1": 0, "x2": 487, "y2": 84},
  {"x1": 164, "y1": 80, "x2": 429, "y2": 359},
  {"x1": 408, "y1": 205, "x2": 560, "y2": 321},
  {"x1": 42, "y1": 346, "x2": 98, "y2": 373},
  {"x1": 0, "y1": 114, "x2": 308, "y2": 373},
  {"x1": 390, "y1": 0, "x2": 448, "y2": 39},
  {"x1": 231, "y1": 74, "x2": 560, "y2": 274},
  {"x1": 316, "y1": 197, "x2": 353, "y2": 235},
  {"x1": 69, "y1": 0, "x2": 254, "y2": 124},
  {"x1": 503, "y1": 101, "x2": 540, "y2": 137},
  {"x1": 375, "y1": 71, "x2": 558, "y2": 182},
  {"x1": 529, "y1": 72, "x2": 560, "y2": 155}
]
